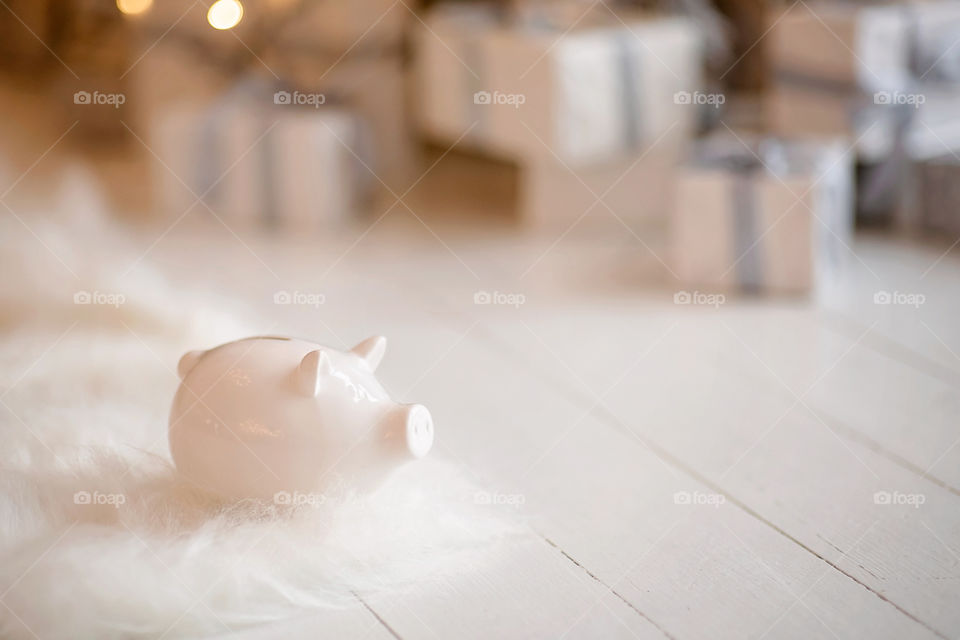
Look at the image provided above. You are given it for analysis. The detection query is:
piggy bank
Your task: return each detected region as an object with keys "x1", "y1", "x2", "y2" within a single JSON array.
[{"x1": 169, "y1": 335, "x2": 434, "y2": 500}]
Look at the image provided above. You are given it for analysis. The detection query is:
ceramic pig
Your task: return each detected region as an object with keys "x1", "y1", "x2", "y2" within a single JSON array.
[{"x1": 169, "y1": 336, "x2": 434, "y2": 500}]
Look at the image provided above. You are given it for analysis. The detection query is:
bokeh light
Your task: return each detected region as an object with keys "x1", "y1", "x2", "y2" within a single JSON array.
[
  {"x1": 207, "y1": 0, "x2": 243, "y2": 30},
  {"x1": 116, "y1": 0, "x2": 153, "y2": 16}
]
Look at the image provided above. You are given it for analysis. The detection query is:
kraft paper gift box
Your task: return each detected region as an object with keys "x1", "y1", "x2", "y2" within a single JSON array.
[
  {"x1": 414, "y1": 7, "x2": 701, "y2": 166},
  {"x1": 766, "y1": 2, "x2": 910, "y2": 138},
  {"x1": 151, "y1": 90, "x2": 368, "y2": 232},
  {"x1": 520, "y1": 145, "x2": 683, "y2": 232},
  {"x1": 672, "y1": 138, "x2": 854, "y2": 293},
  {"x1": 767, "y1": 1, "x2": 960, "y2": 138}
]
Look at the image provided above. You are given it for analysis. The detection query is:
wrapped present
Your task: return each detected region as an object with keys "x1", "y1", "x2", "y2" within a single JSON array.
[
  {"x1": 413, "y1": 5, "x2": 513, "y2": 157},
  {"x1": 672, "y1": 137, "x2": 854, "y2": 293},
  {"x1": 269, "y1": 54, "x2": 415, "y2": 195},
  {"x1": 917, "y1": 155, "x2": 960, "y2": 236},
  {"x1": 151, "y1": 84, "x2": 370, "y2": 231},
  {"x1": 520, "y1": 146, "x2": 682, "y2": 232},
  {"x1": 414, "y1": 5, "x2": 701, "y2": 166},
  {"x1": 768, "y1": 1, "x2": 960, "y2": 137}
]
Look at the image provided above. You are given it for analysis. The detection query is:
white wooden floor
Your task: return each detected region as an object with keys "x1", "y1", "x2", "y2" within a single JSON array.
[{"x1": 124, "y1": 208, "x2": 960, "y2": 640}]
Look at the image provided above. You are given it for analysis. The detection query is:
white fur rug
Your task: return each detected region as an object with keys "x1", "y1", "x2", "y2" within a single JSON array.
[{"x1": 0, "y1": 218, "x2": 516, "y2": 638}]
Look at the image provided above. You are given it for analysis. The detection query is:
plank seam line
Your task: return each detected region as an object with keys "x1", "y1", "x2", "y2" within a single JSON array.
[
  {"x1": 357, "y1": 594, "x2": 404, "y2": 640},
  {"x1": 822, "y1": 310, "x2": 960, "y2": 388},
  {"x1": 540, "y1": 535, "x2": 680, "y2": 640},
  {"x1": 730, "y1": 355, "x2": 960, "y2": 496}
]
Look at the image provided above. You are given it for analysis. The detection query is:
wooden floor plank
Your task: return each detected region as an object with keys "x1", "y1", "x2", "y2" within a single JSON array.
[
  {"x1": 364, "y1": 535, "x2": 670, "y2": 640},
  {"x1": 394, "y1": 326, "x2": 941, "y2": 639},
  {"x1": 468, "y1": 308, "x2": 960, "y2": 637}
]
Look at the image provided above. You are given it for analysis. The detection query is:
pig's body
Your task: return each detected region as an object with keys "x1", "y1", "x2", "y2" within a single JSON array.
[{"x1": 169, "y1": 336, "x2": 433, "y2": 500}]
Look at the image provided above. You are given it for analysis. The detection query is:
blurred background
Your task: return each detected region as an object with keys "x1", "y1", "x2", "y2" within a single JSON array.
[{"x1": 0, "y1": 0, "x2": 957, "y2": 287}]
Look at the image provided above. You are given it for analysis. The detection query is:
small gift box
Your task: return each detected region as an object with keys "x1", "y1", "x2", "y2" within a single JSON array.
[
  {"x1": 414, "y1": 5, "x2": 701, "y2": 166},
  {"x1": 672, "y1": 137, "x2": 854, "y2": 293},
  {"x1": 151, "y1": 83, "x2": 370, "y2": 231}
]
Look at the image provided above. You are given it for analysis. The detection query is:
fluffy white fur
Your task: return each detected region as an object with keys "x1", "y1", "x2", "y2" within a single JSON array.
[{"x1": 0, "y1": 218, "x2": 517, "y2": 638}]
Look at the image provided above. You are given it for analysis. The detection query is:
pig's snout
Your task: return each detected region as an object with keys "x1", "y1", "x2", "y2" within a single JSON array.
[{"x1": 384, "y1": 403, "x2": 434, "y2": 459}]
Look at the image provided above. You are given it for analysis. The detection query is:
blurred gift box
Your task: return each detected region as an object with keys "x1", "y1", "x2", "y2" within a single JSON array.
[
  {"x1": 151, "y1": 82, "x2": 372, "y2": 232},
  {"x1": 414, "y1": 4, "x2": 701, "y2": 166},
  {"x1": 672, "y1": 136, "x2": 854, "y2": 293}
]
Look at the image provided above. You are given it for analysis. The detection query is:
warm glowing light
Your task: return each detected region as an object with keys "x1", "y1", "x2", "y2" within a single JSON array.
[
  {"x1": 116, "y1": 0, "x2": 153, "y2": 15},
  {"x1": 207, "y1": 0, "x2": 243, "y2": 30}
]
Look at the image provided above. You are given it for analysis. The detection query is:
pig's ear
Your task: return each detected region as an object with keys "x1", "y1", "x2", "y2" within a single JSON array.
[
  {"x1": 297, "y1": 350, "x2": 332, "y2": 397},
  {"x1": 351, "y1": 336, "x2": 387, "y2": 371},
  {"x1": 177, "y1": 350, "x2": 205, "y2": 380}
]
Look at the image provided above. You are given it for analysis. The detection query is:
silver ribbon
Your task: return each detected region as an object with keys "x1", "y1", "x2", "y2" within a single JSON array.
[
  {"x1": 615, "y1": 29, "x2": 642, "y2": 152},
  {"x1": 731, "y1": 168, "x2": 763, "y2": 291}
]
